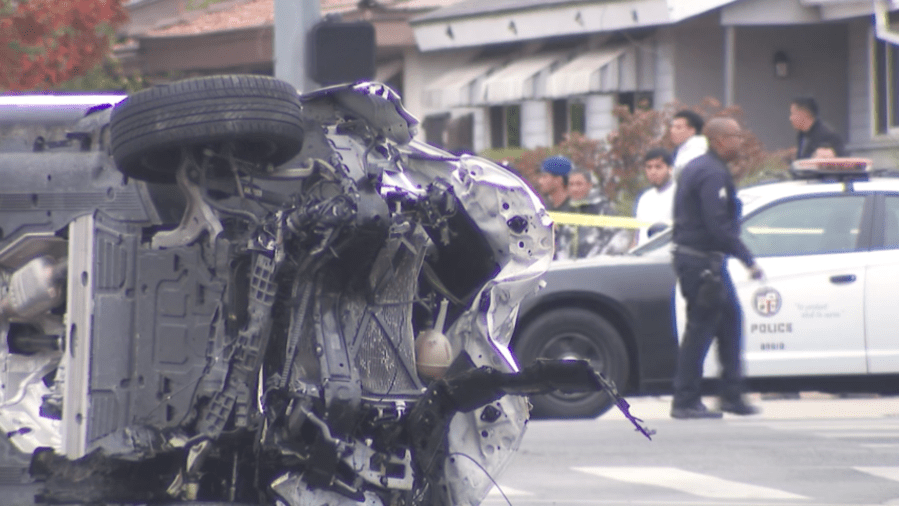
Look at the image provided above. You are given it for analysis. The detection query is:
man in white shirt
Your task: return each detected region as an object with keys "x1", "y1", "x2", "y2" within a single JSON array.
[
  {"x1": 670, "y1": 110, "x2": 708, "y2": 178},
  {"x1": 634, "y1": 148, "x2": 675, "y2": 246}
]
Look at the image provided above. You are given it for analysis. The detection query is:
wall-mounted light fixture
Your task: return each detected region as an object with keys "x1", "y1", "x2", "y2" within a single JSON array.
[{"x1": 773, "y1": 50, "x2": 790, "y2": 79}]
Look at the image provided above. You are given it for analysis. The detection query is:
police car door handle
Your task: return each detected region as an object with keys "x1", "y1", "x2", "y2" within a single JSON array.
[{"x1": 829, "y1": 274, "x2": 856, "y2": 284}]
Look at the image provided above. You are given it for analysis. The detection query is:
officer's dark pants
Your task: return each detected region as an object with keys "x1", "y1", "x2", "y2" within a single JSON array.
[{"x1": 671, "y1": 252, "x2": 745, "y2": 409}]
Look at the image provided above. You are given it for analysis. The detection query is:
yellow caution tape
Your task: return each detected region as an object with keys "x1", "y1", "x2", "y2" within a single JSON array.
[{"x1": 548, "y1": 211, "x2": 657, "y2": 230}]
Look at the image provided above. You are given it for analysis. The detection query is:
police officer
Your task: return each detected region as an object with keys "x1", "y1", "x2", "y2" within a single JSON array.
[{"x1": 670, "y1": 117, "x2": 764, "y2": 420}]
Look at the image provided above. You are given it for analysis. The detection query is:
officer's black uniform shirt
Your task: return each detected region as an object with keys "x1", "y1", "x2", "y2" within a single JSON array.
[{"x1": 672, "y1": 151, "x2": 755, "y2": 267}]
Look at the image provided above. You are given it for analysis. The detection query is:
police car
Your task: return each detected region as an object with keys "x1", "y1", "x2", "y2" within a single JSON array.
[
  {"x1": 513, "y1": 158, "x2": 899, "y2": 418},
  {"x1": 684, "y1": 158, "x2": 899, "y2": 381}
]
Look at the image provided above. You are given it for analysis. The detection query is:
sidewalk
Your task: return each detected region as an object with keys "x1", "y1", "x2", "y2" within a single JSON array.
[{"x1": 604, "y1": 392, "x2": 899, "y2": 421}]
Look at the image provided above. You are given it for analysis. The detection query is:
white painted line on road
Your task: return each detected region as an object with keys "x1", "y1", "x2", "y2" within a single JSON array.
[
  {"x1": 812, "y1": 431, "x2": 899, "y2": 438},
  {"x1": 747, "y1": 422, "x2": 899, "y2": 431},
  {"x1": 482, "y1": 501, "x2": 895, "y2": 506},
  {"x1": 573, "y1": 467, "x2": 808, "y2": 500},
  {"x1": 854, "y1": 467, "x2": 899, "y2": 482},
  {"x1": 487, "y1": 484, "x2": 533, "y2": 497},
  {"x1": 751, "y1": 423, "x2": 899, "y2": 431}
]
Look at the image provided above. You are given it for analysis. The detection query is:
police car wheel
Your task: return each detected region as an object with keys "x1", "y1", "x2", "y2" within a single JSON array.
[
  {"x1": 109, "y1": 75, "x2": 304, "y2": 184},
  {"x1": 514, "y1": 308, "x2": 629, "y2": 419}
]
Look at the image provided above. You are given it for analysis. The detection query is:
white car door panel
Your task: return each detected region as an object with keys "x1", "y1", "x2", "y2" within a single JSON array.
[
  {"x1": 675, "y1": 193, "x2": 870, "y2": 379},
  {"x1": 733, "y1": 253, "x2": 867, "y2": 376},
  {"x1": 865, "y1": 195, "x2": 899, "y2": 373},
  {"x1": 865, "y1": 251, "x2": 899, "y2": 372}
]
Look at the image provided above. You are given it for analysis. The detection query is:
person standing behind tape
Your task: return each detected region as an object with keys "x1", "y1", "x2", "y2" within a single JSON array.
[
  {"x1": 670, "y1": 110, "x2": 708, "y2": 179},
  {"x1": 670, "y1": 117, "x2": 764, "y2": 420},
  {"x1": 538, "y1": 155, "x2": 575, "y2": 259},
  {"x1": 566, "y1": 170, "x2": 617, "y2": 258},
  {"x1": 537, "y1": 155, "x2": 573, "y2": 212},
  {"x1": 634, "y1": 148, "x2": 676, "y2": 246}
]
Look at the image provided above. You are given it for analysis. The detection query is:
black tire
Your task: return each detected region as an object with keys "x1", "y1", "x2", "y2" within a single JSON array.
[
  {"x1": 110, "y1": 75, "x2": 304, "y2": 183},
  {"x1": 514, "y1": 308, "x2": 629, "y2": 419}
]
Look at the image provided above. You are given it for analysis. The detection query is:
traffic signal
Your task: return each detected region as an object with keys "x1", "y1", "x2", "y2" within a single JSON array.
[{"x1": 307, "y1": 20, "x2": 376, "y2": 85}]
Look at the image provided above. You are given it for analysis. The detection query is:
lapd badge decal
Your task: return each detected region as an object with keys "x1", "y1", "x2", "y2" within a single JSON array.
[{"x1": 753, "y1": 287, "x2": 781, "y2": 317}]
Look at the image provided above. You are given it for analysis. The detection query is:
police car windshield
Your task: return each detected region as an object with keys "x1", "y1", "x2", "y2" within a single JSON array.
[{"x1": 630, "y1": 228, "x2": 673, "y2": 256}]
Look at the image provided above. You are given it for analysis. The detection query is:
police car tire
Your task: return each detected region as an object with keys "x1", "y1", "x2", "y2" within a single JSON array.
[
  {"x1": 515, "y1": 308, "x2": 629, "y2": 419},
  {"x1": 109, "y1": 75, "x2": 304, "y2": 183}
]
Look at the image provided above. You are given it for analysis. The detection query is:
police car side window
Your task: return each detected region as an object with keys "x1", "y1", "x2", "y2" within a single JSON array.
[
  {"x1": 883, "y1": 196, "x2": 899, "y2": 249},
  {"x1": 740, "y1": 195, "x2": 867, "y2": 257}
]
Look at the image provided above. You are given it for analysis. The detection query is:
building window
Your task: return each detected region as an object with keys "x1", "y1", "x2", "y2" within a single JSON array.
[
  {"x1": 489, "y1": 105, "x2": 521, "y2": 148},
  {"x1": 423, "y1": 113, "x2": 450, "y2": 148},
  {"x1": 617, "y1": 91, "x2": 654, "y2": 113},
  {"x1": 446, "y1": 113, "x2": 474, "y2": 155},
  {"x1": 874, "y1": 38, "x2": 899, "y2": 134},
  {"x1": 570, "y1": 101, "x2": 586, "y2": 135},
  {"x1": 552, "y1": 99, "x2": 586, "y2": 145}
]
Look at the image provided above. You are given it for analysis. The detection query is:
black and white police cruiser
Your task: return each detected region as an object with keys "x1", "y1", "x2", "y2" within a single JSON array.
[
  {"x1": 514, "y1": 157, "x2": 899, "y2": 420},
  {"x1": 675, "y1": 157, "x2": 899, "y2": 381}
]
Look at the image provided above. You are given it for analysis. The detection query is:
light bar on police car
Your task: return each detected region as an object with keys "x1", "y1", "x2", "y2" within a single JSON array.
[{"x1": 790, "y1": 157, "x2": 873, "y2": 176}]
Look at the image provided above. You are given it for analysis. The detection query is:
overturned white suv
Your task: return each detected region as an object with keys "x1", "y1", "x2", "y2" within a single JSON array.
[{"x1": 0, "y1": 76, "x2": 648, "y2": 506}]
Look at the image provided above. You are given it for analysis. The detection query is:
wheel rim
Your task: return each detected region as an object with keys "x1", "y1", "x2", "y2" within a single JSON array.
[{"x1": 538, "y1": 330, "x2": 611, "y2": 403}]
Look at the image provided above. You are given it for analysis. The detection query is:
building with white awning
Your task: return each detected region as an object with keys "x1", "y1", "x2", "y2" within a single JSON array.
[
  {"x1": 114, "y1": 0, "x2": 899, "y2": 164},
  {"x1": 410, "y1": 0, "x2": 899, "y2": 166}
]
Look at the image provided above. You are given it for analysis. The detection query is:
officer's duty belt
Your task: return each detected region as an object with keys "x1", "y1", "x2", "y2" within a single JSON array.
[{"x1": 673, "y1": 244, "x2": 725, "y2": 260}]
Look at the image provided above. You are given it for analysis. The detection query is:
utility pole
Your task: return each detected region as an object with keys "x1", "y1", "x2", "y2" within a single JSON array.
[{"x1": 274, "y1": 0, "x2": 321, "y2": 92}]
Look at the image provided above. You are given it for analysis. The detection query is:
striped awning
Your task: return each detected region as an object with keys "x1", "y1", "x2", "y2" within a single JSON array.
[
  {"x1": 546, "y1": 46, "x2": 628, "y2": 97},
  {"x1": 423, "y1": 58, "x2": 506, "y2": 109},
  {"x1": 480, "y1": 51, "x2": 569, "y2": 103}
]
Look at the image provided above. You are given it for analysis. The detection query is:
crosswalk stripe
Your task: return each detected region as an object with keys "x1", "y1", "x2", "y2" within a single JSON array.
[
  {"x1": 753, "y1": 423, "x2": 899, "y2": 431},
  {"x1": 573, "y1": 466, "x2": 808, "y2": 500},
  {"x1": 854, "y1": 467, "x2": 899, "y2": 482},
  {"x1": 812, "y1": 431, "x2": 899, "y2": 438}
]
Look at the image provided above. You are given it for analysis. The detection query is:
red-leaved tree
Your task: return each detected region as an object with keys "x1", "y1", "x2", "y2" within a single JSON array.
[{"x1": 0, "y1": 0, "x2": 128, "y2": 91}]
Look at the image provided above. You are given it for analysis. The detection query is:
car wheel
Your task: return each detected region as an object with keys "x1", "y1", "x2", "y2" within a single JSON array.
[
  {"x1": 514, "y1": 308, "x2": 629, "y2": 419},
  {"x1": 110, "y1": 75, "x2": 305, "y2": 183}
]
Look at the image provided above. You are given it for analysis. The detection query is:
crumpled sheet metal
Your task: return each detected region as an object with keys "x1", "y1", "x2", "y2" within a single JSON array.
[
  {"x1": 414, "y1": 150, "x2": 551, "y2": 506},
  {"x1": 450, "y1": 154, "x2": 553, "y2": 352}
]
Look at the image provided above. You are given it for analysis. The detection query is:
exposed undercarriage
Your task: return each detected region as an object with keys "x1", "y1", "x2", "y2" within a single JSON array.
[{"x1": 0, "y1": 77, "x2": 650, "y2": 505}]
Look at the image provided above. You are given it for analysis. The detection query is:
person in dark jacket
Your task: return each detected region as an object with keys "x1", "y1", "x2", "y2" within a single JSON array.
[
  {"x1": 670, "y1": 117, "x2": 764, "y2": 420},
  {"x1": 538, "y1": 155, "x2": 576, "y2": 259},
  {"x1": 790, "y1": 97, "x2": 846, "y2": 160}
]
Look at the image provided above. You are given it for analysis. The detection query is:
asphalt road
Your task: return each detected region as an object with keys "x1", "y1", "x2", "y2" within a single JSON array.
[
  {"x1": 4, "y1": 393, "x2": 897, "y2": 505},
  {"x1": 483, "y1": 393, "x2": 899, "y2": 506}
]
